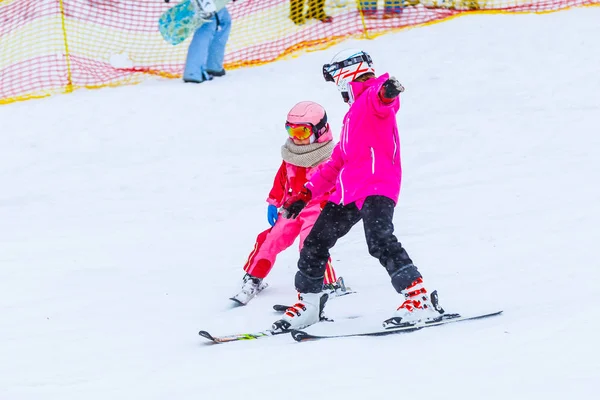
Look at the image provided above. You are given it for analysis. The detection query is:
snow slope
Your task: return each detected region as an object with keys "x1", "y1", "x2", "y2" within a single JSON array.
[{"x1": 1, "y1": 7, "x2": 600, "y2": 400}]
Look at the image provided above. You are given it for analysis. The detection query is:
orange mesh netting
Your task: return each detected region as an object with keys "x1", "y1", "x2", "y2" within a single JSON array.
[{"x1": 1, "y1": 0, "x2": 598, "y2": 104}]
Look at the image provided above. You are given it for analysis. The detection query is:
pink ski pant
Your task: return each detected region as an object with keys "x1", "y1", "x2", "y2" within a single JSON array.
[{"x1": 243, "y1": 202, "x2": 337, "y2": 284}]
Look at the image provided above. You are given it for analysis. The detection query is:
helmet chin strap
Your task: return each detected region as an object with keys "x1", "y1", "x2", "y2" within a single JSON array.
[
  {"x1": 341, "y1": 90, "x2": 354, "y2": 105},
  {"x1": 338, "y1": 80, "x2": 355, "y2": 105}
]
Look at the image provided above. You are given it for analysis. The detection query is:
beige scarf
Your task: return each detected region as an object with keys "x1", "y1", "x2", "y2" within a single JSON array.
[{"x1": 281, "y1": 139, "x2": 335, "y2": 167}]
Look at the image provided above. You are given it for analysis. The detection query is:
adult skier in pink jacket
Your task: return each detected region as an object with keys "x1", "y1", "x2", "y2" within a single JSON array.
[{"x1": 272, "y1": 49, "x2": 445, "y2": 332}]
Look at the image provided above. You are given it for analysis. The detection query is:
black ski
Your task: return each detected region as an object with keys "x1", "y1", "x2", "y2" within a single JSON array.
[{"x1": 290, "y1": 310, "x2": 503, "y2": 342}]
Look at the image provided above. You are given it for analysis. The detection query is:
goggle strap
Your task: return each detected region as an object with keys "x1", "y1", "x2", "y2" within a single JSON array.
[{"x1": 314, "y1": 111, "x2": 327, "y2": 132}]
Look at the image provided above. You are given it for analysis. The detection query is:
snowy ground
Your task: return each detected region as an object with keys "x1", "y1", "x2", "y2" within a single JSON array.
[{"x1": 2, "y1": 7, "x2": 600, "y2": 400}]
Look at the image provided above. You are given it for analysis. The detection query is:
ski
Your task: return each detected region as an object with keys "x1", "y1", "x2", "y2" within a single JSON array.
[
  {"x1": 290, "y1": 310, "x2": 503, "y2": 342},
  {"x1": 198, "y1": 329, "x2": 286, "y2": 344},
  {"x1": 198, "y1": 313, "x2": 362, "y2": 344}
]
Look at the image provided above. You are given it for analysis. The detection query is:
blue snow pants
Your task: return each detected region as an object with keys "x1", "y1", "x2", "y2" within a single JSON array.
[{"x1": 183, "y1": 7, "x2": 232, "y2": 82}]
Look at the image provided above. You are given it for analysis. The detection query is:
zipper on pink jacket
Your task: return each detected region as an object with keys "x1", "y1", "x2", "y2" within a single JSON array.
[
  {"x1": 370, "y1": 147, "x2": 375, "y2": 174},
  {"x1": 341, "y1": 118, "x2": 349, "y2": 155},
  {"x1": 340, "y1": 117, "x2": 350, "y2": 204},
  {"x1": 392, "y1": 133, "x2": 397, "y2": 164},
  {"x1": 339, "y1": 167, "x2": 345, "y2": 205}
]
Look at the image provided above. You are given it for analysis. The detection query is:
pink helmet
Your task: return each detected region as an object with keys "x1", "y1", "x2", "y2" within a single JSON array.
[{"x1": 286, "y1": 101, "x2": 333, "y2": 143}]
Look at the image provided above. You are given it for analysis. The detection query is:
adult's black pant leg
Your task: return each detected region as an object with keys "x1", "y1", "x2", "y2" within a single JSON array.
[
  {"x1": 295, "y1": 202, "x2": 362, "y2": 293},
  {"x1": 361, "y1": 196, "x2": 422, "y2": 293}
]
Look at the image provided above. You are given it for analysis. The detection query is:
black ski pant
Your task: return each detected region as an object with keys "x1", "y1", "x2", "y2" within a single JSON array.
[{"x1": 295, "y1": 195, "x2": 422, "y2": 294}]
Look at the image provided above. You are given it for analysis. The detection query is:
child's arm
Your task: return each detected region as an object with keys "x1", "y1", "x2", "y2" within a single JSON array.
[
  {"x1": 266, "y1": 161, "x2": 287, "y2": 207},
  {"x1": 306, "y1": 143, "x2": 343, "y2": 198},
  {"x1": 281, "y1": 147, "x2": 342, "y2": 219}
]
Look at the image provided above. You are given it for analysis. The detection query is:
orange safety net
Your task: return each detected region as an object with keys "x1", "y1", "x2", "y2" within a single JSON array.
[{"x1": 1, "y1": 0, "x2": 598, "y2": 105}]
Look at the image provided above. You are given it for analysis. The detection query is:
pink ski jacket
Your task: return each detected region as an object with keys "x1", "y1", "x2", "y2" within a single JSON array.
[{"x1": 306, "y1": 73, "x2": 402, "y2": 209}]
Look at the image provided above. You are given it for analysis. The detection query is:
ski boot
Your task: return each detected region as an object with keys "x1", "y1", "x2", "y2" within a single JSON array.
[
  {"x1": 230, "y1": 273, "x2": 268, "y2": 306},
  {"x1": 383, "y1": 278, "x2": 445, "y2": 328},
  {"x1": 272, "y1": 292, "x2": 329, "y2": 332}
]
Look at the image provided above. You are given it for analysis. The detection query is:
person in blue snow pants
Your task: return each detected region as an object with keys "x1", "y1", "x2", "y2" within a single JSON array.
[{"x1": 183, "y1": 7, "x2": 232, "y2": 83}]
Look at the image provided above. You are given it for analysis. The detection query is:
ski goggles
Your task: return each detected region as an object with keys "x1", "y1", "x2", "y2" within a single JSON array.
[
  {"x1": 285, "y1": 122, "x2": 315, "y2": 141},
  {"x1": 322, "y1": 52, "x2": 373, "y2": 83}
]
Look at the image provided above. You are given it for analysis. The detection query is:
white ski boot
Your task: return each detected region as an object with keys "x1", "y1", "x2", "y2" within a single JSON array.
[
  {"x1": 383, "y1": 278, "x2": 445, "y2": 328},
  {"x1": 230, "y1": 273, "x2": 268, "y2": 306},
  {"x1": 272, "y1": 292, "x2": 329, "y2": 332}
]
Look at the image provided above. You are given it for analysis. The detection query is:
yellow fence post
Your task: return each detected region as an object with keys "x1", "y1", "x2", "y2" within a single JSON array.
[
  {"x1": 356, "y1": 0, "x2": 373, "y2": 39},
  {"x1": 57, "y1": 0, "x2": 73, "y2": 93}
]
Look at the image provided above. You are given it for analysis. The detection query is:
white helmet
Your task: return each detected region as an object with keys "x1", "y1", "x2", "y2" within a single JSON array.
[{"x1": 322, "y1": 49, "x2": 375, "y2": 104}]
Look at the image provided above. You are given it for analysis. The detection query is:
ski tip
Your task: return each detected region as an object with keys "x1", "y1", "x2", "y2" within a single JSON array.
[
  {"x1": 290, "y1": 329, "x2": 313, "y2": 342},
  {"x1": 468, "y1": 310, "x2": 503, "y2": 319},
  {"x1": 198, "y1": 330, "x2": 216, "y2": 341}
]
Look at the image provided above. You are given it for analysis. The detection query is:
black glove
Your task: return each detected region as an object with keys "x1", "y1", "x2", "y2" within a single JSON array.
[
  {"x1": 380, "y1": 76, "x2": 405, "y2": 100},
  {"x1": 282, "y1": 187, "x2": 312, "y2": 219}
]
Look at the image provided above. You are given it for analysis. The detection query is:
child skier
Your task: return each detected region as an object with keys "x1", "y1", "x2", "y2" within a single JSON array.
[
  {"x1": 231, "y1": 101, "x2": 349, "y2": 305},
  {"x1": 272, "y1": 49, "x2": 445, "y2": 331}
]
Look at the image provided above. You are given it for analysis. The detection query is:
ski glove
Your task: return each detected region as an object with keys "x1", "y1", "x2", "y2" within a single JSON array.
[
  {"x1": 379, "y1": 76, "x2": 405, "y2": 102},
  {"x1": 282, "y1": 187, "x2": 312, "y2": 219},
  {"x1": 267, "y1": 204, "x2": 279, "y2": 227}
]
